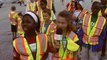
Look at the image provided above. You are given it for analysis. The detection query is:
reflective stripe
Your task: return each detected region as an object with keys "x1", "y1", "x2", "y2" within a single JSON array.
[
  {"x1": 14, "y1": 39, "x2": 20, "y2": 54},
  {"x1": 82, "y1": 14, "x2": 106, "y2": 45},
  {"x1": 43, "y1": 34, "x2": 47, "y2": 52},
  {"x1": 40, "y1": 34, "x2": 45, "y2": 53},
  {"x1": 16, "y1": 38, "x2": 27, "y2": 55},
  {"x1": 36, "y1": 34, "x2": 47, "y2": 60},
  {"x1": 68, "y1": 32, "x2": 76, "y2": 41},
  {"x1": 38, "y1": 35, "x2": 43, "y2": 55},
  {"x1": 94, "y1": 17, "x2": 104, "y2": 35},
  {"x1": 90, "y1": 37, "x2": 98, "y2": 42},
  {"x1": 78, "y1": 9, "x2": 88, "y2": 19},
  {"x1": 83, "y1": 14, "x2": 91, "y2": 34},
  {"x1": 82, "y1": 34, "x2": 88, "y2": 44},
  {"x1": 15, "y1": 37, "x2": 29, "y2": 60},
  {"x1": 46, "y1": 22, "x2": 56, "y2": 35}
]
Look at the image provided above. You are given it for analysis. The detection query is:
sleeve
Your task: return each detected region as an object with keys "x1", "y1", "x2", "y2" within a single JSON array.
[
  {"x1": 92, "y1": 25, "x2": 106, "y2": 52},
  {"x1": 13, "y1": 47, "x2": 20, "y2": 60}
]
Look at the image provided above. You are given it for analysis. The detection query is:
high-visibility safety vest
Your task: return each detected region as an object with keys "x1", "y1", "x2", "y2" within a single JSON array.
[
  {"x1": 41, "y1": 21, "x2": 56, "y2": 35},
  {"x1": 27, "y1": 1, "x2": 39, "y2": 12},
  {"x1": 82, "y1": 14, "x2": 106, "y2": 45},
  {"x1": 13, "y1": 34, "x2": 48, "y2": 60},
  {"x1": 49, "y1": 30, "x2": 79, "y2": 60},
  {"x1": 78, "y1": 9, "x2": 88, "y2": 20},
  {"x1": 17, "y1": 17, "x2": 24, "y2": 35},
  {"x1": 9, "y1": 11, "x2": 18, "y2": 25},
  {"x1": 47, "y1": 0, "x2": 53, "y2": 10},
  {"x1": 67, "y1": 2, "x2": 76, "y2": 13},
  {"x1": 37, "y1": 10, "x2": 44, "y2": 22}
]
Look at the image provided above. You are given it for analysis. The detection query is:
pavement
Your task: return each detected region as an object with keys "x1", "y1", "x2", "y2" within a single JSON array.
[{"x1": 0, "y1": 2, "x2": 26, "y2": 60}]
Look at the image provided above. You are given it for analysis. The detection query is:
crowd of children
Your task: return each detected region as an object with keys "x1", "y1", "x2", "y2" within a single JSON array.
[{"x1": 8, "y1": 0, "x2": 107, "y2": 60}]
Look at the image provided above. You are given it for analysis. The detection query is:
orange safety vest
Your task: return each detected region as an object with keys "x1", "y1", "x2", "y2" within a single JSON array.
[
  {"x1": 78, "y1": 9, "x2": 88, "y2": 20},
  {"x1": 13, "y1": 34, "x2": 47, "y2": 60},
  {"x1": 9, "y1": 11, "x2": 18, "y2": 25},
  {"x1": 67, "y1": 2, "x2": 75, "y2": 13},
  {"x1": 37, "y1": 10, "x2": 44, "y2": 22},
  {"x1": 27, "y1": 1, "x2": 39, "y2": 12},
  {"x1": 49, "y1": 30, "x2": 78, "y2": 60},
  {"x1": 40, "y1": 21, "x2": 56, "y2": 35},
  {"x1": 82, "y1": 14, "x2": 106, "y2": 45}
]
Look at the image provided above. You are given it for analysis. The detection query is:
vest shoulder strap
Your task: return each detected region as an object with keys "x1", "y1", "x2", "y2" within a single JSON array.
[
  {"x1": 37, "y1": 34, "x2": 47, "y2": 53},
  {"x1": 68, "y1": 31, "x2": 78, "y2": 42},
  {"x1": 83, "y1": 13, "x2": 91, "y2": 26},
  {"x1": 97, "y1": 16, "x2": 106, "y2": 29},
  {"x1": 13, "y1": 36, "x2": 29, "y2": 55}
]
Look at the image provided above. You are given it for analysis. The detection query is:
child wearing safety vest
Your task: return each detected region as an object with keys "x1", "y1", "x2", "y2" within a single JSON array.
[
  {"x1": 71, "y1": 1, "x2": 83, "y2": 33},
  {"x1": 66, "y1": 0, "x2": 76, "y2": 13},
  {"x1": 78, "y1": 1, "x2": 106, "y2": 60},
  {"x1": 40, "y1": 9, "x2": 56, "y2": 35},
  {"x1": 37, "y1": 1, "x2": 56, "y2": 26},
  {"x1": 46, "y1": 10, "x2": 79, "y2": 60},
  {"x1": 13, "y1": 12, "x2": 48, "y2": 60},
  {"x1": 9, "y1": 6, "x2": 18, "y2": 40},
  {"x1": 26, "y1": 0, "x2": 39, "y2": 13}
]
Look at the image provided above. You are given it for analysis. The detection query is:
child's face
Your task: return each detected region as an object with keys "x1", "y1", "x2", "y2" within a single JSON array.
[
  {"x1": 56, "y1": 16, "x2": 67, "y2": 30},
  {"x1": 43, "y1": 12, "x2": 50, "y2": 22},
  {"x1": 22, "y1": 15, "x2": 36, "y2": 33}
]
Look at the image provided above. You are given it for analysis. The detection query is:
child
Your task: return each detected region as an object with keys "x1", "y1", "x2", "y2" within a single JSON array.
[
  {"x1": 13, "y1": 12, "x2": 48, "y2": 60},
  {"x1": 9, "y1": 6, "x2": 18, "y2": 40},
  {"x1": 47, "y1": 10, "x2": 79, "y2": 60},
  {"x1": 72, "y1": 1, "x2": 83, "y2": 32},
  {"x1": 37, "y1": 1, "x2": 56, "y2": 23},
  {"x1": 66, "y1": 0, "x2": 76, "y2": 13},
  {"x1": 40, "y1": 9, "x2": 56, "y2": 34},
  {"x1": 78, "y1": 1, "x2": 106, "y2": 60}
]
